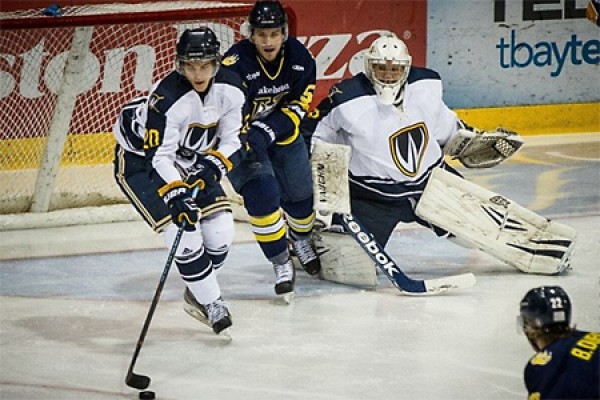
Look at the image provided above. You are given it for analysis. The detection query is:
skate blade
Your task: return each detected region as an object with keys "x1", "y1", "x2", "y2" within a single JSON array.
[
  {"x1": 218, "y1": 328, "x2": 233, "y2": 341},
  {"x1": 277, "y1": 291, "x2": 294, "y2": 305},
  {"x1": 183, "y1": 304, "x2": 210, "y2": 327}
]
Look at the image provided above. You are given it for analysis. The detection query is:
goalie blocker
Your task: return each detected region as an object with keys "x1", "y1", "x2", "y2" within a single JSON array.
[{"x1": 415, "y1": 168, "x2": 576, "y2": 275}]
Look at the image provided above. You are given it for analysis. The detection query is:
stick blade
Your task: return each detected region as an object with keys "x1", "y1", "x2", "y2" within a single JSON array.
[
  {"x1": 126, "y1": 372, "x2": 151, "y2": 390},
  {"x1": 420, "y1": 272, "x2": 476, "y2": 296}
]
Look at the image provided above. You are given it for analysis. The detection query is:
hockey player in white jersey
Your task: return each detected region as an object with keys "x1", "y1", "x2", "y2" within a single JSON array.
[
  {"x1": 303, "y1": 32, "x2": 575, "y2": 275},
  {"x1": 113, "y1": 28, "x2": 247, "y2": 335}
]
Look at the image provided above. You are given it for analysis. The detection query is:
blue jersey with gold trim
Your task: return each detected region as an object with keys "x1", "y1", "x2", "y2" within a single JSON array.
[
  {"x1": 222, "y1": 37, "x2": 316, "y2": 144},
  {"x1": 524, "y1": 330, "x2": 600, "y2": 399}
]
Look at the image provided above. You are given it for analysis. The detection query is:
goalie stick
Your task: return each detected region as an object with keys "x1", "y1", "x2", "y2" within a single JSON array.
[{"x1": 338, "y1": 212, "x2": 476, "y2": 295}]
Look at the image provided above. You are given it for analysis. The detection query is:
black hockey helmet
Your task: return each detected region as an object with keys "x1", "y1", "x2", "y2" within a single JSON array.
[
  {"x1": 176, "y1": 27, "x2": 221, "y2": 74},
  {"x1": 519, "y1": 286, "x2": 571, "y2": 332},
  {"x1": 248, "y1": 1, "x2": 288, "y2": 40}
]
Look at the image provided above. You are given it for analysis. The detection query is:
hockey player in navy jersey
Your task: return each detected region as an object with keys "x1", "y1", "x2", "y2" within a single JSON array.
[
  {"x1": 303, "y1": 32, "x2": 575, "y2": 276},
  {"x1": 113, "y1": 28, "x2": 247, "y2": 336},
  {"x1": 519, "y1": 286, "x2": 599, "y2": 399},
  {"x1": 222, "y1": 0, "x2": 320, "y2": 300}
]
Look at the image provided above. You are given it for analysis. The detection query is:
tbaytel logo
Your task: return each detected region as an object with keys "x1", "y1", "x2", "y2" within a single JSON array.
[{"x1": 493, "y1": 0, "x2": 600, "y2": 77}]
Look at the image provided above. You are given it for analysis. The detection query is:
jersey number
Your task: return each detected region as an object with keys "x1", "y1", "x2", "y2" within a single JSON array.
[{"x1": 143, "y1": 128, "x2": 160, "y2": 149}]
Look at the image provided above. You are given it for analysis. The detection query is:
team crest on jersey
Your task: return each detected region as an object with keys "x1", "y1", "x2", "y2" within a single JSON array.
[
  {"x1": 530, "y1": 351, "x2": 552, "y2": 366},
  {"x1": 222, "y1": 54, "x2": 238, "y2": 66},
  {"x1": 388, "y1": 122, "x2": 428, "y2": 177},
  {"x1": 181, "y1": 123, "x2": 218, "y2": 154},
  {"x1": 328, "y1": 85, "x2": 343, "y2": 98}
]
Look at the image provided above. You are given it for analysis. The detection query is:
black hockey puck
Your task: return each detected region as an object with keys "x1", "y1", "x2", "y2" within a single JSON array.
[{"x1": 139, "y1": 390, "x2": 155, "y2": 400}]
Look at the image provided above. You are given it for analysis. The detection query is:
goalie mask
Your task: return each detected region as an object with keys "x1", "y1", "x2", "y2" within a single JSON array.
[
  {"x1": 518, "y1": 286, "x2": 572, "y2": 351},
  {"x1": 247, "y1": 0, "x2": 288, "y2": 41},
  {"x1": 176, "y1": 28, "x2": 221, "y2": 77},
  {"x1": 364, "y1": 33, "x2": 412, "y2": 105}
]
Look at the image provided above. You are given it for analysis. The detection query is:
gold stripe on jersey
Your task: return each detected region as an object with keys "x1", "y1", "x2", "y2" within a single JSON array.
[
  {"x1": 250, "y1": 209, "x2": 287, "y2": 243},
  {"x1": 257, "y1": 54, "x2": 285, "y2": 80},
  {"x1": 286, "y1": 211, "x2": 316, "y2": 234}
]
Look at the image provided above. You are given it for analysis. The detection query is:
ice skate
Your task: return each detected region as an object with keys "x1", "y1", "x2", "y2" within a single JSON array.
[
  {"x1": 273, "y1": 259, "x2": 295, "y2": 303},
  {"x1": 290, "y1": 234, "x2": 321, "y2": 275},
  {"x1": 183, "y1": 288, "x2": 232, "y2": 338}
]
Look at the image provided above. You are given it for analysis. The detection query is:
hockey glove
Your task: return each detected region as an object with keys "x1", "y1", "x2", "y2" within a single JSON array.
[
  {"x1": 186, "y1": 158, "x2": 221, "y2": 188},
  {"x1": 247, "y1": 120, "x2": 275, "y2": 160},
  {"x1": 158, "y1": 180, "x2": 198, "y2": 231}
]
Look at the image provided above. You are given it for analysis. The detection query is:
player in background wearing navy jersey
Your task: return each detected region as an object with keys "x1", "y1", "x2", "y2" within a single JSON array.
[
  {"x1": 113, "y1": 28, "x2": 247, "y2": 336},
  {"x1": 519, "y1": 286, "x2": 599, "y2": 399},
  {"x1": 222, "y1": 0, "x2": 320, "y2": 301}
]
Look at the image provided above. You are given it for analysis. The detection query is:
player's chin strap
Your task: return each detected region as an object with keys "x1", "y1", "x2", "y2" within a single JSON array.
[{"x1": 444, "y1": 120, "x2": 524, "y2": 168}]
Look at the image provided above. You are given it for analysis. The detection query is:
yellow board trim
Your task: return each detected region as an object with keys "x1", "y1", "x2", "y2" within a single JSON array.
[{"x1": 455, "y1": 102, "x2": 600, "y2": 135}]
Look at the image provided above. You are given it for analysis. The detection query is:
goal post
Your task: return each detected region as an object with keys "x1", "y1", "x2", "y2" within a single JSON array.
[{"x1": 0, "y1": 1, "x2": 293, "y2": 229}]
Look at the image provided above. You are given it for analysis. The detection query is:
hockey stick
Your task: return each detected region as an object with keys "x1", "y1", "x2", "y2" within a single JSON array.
[
  {"x1": 126, "y1": 189, "x2": 199, "y2": 390},
  {"x1": 338, "y1": 213, "x2": 476, "y2": 295}
]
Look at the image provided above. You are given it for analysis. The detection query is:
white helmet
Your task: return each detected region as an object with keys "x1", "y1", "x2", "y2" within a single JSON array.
[{"x1": 364, "y1": 32, "x2": 412, "y2": 105}]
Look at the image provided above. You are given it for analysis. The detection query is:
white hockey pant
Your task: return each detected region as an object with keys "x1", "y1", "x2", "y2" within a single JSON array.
[{"x1": 161, "y1": 211, "x2": 234, "y2": 304}]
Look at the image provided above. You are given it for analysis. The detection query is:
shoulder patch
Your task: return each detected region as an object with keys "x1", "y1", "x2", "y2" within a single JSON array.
[
  {"x1": 148, "y1": 93, "x2": 165, "y2": 113},
  {"x1": 222, "y1": 54, "x2": 239, "y2": 66},
  {"x1": 530, "y1": 351, "x2": 552, "y2": 366}
]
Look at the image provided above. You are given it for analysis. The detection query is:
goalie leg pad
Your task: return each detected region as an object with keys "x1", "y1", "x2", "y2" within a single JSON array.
[
  {"x1": 314, "y1": 230, "x2": 378, "y2": 288},
  {"x1": 415, "y1": 168, "x2": 576, "y2": 275}
]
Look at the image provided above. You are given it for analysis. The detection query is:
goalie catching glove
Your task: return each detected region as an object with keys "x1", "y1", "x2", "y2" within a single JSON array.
[
  {"x1": 445, "y1": 121, "x2": 523, "y2": 168},
  {"x1": 158, "y1": 180, "x2": 200, "y2": 231}
]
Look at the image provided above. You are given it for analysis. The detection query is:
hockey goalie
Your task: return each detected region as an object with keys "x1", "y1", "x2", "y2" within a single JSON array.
[{"x1": 303, "y1": 32, "x2": 575, "y2": 284}]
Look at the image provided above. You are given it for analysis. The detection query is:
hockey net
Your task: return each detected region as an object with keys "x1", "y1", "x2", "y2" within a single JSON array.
[{"x1": 0, "y1": 1, "x2": 259, "y2": 230}]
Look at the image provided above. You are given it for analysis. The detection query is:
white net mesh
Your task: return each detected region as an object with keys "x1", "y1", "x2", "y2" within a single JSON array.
[{"x1": 0, "y1": 2, "x2": 250, "y2": 221}]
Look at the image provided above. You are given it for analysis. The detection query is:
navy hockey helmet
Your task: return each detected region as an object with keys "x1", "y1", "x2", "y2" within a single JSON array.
[
  {"x1": 519, "y1": 286, "x2": 572, "y2": 332},
  {"x1": 176, "y1": 27, "x2": 221, "y2": 75},
  {"x1": 249, "y1": 1, "x2": 287, "y2": 29},
  {"x1": 247, "y1": 1, "x2": 288, "y2": 40}
]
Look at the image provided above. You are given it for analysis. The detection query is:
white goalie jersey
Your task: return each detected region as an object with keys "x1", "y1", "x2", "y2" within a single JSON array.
[{"x1": 304, "y1": 68, "x2": 459, "y2": 201}]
